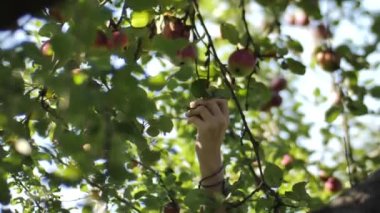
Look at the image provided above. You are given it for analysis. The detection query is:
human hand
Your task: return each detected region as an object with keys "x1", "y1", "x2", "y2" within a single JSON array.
[{"x1": 186, "y1": 98, "x2": 229, "y2": 154}]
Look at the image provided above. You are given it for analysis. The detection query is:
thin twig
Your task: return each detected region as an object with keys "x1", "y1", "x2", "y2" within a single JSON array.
[
  {"x1": 116, "y1": 0, "x2": 128, "y2": 26},
  {"x1": 132, "y1": 159, "x2": 177, "y2": 205},
  {"x1": 12, "y1": 174, "x2": 43, "y2": 210},
  {"x1": 239, "y1": 0, "x2": 255, "y2": 49},
  {"x1": 226, "y1": 183, "x2": 263, "y2": 209}
]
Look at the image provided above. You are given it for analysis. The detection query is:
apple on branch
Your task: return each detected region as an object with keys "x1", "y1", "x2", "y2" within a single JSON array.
[
  {"x1": 314, "y1": 23, "x2": 332, "y2": 40},
  {"x1": 270, "y1": 77, "x2": 287, "y2": 92},
  {"x1": 281, "y1": 154, "x2": 294, "y2": 168},
  {"x1": 108, "y1": 30, "x2": 128, "y2": 49},
  {"x1": 228, "y1": 48, "x2": 257, "y2": 77},
  {"x1": 294, "y1": 10, "x2": 310, "y2": 26},
  {"x1": 162, "y1": 16, "x2": 190, "y2": 40},
  {"x1": 315, "y1": 49, "x2": 340, "y2": 72},
  {"x1": 324, "y1": 176, "x2": 342, "y2": 193},
  {"x1": 41, "y1": 40, "x2": 53, "y2": 56},
  {"x1": 261, "y1": 92, "x2": 283, "y2": 111},
  {"x1": 94, "y1": 30, "x2": 109, "y2": 48},
  {"x1": 176, "y1": 44, "x2": 197, "y2": 64}
]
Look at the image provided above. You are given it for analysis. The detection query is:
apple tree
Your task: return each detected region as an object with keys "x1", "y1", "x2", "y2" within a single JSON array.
[{"x1": 0, "y1": 0, "x2": 380, "y2": 212}]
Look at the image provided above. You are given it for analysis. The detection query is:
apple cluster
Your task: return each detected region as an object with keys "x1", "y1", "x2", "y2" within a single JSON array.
[
  {"x1": 262, "y1": 77, "x2": 287, "y2": 111},
  {"x1": 162, "y1": 15, "x2": 197, "y2": 64},
  {"x1": 94, "y1": 30, "x2": 128, "y2": 50},
  {"x1": 286, "y1": 9, "x2": 332, "y2": 41}
]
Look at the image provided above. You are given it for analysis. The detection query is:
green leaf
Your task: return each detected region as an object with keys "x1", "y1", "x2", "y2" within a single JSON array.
[
  {"x1": 0, "y1": 176, "x2": 11, "y2": 204},
  {"x1": 370, "y1": 86, "x2": 380, "y2": 98},
  {"x1": 151, "y1": 35, "x2": 188, "y2": 57},
  {"x1": 158, "y1": 116, "x2": 173, "y2": 133},
  {"x1": 140, "y1": 149, "x2": 161, "y2": 166},
  {"x1": 287, "y1": 38, "x2": 303, "y2": 53},
  {"x1": 285, "y1": 182, "x2": 311, "y2": 205},
  {"x1": 184, "y1": 189, "x2": 212, "y2": 210},
  {"x1": 147, "y1": 125, "x2": 160, "y2": 137},
  {"x1": 255, "y1": 197, "x2": 274, "y2": 213},
  {"x1": 208, "y1": 88, "x2": 231, "y2": 99},
  {"x1": 325, "y1": 105, "x2": 342, "y2": 123},
  {"x1": 146, "y1": 73, "x2": 166, "y2": 91},
  {"x1": 174, "y1": 65, "x2": 193, "y2": 81},
  {"x1": 131, "y1": 10, "x2": 152, "y2": 28},
  {"x1": 190, "y1": 79, "x2": 209, "y2": 98},
  {"x1": 127, "y1": 0, "x2": 158, "y2": 10},
  {"x1": 55, "y1": 165, "x2": 82, "y2": 182},
  {"x1": 292, "y1": 182, "x2": 310, "y2": 200},
  {"x1": 263, "y1": 163, "x2": 283, "y2": 188},
  {"x1": 284, "y1": 58, "x2": 306, "y2": 75},
  {"x1": 39, "y1": 23, "x2": 61, "y2": 37},
  {"x1": 347, "y1": 100, "x2": 368, "y2": 116},
  {"x1": 220, "y1": 23, "x2": 240, "y2": 44},
  {"x1": 50, "y1": 33, "x2": 77, "y2": 60}
]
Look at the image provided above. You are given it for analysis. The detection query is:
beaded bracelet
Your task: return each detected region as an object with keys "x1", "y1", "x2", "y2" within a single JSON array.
[
  {"x1": 201, "y1": 179, "x2": 225, "y2": 188},
  {"x1": 198, "y1": 165, "x2": 224, "y2": 189}
]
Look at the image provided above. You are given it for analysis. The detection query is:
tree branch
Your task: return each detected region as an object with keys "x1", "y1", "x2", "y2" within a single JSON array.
[{"x1": 191, "y1": 1, "x2": 285, "y2": 211}]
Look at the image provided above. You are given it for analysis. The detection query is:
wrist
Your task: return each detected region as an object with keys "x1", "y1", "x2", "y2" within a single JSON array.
[{"x1": 196, "y1": 148, "x2": 222, "y2": 178}]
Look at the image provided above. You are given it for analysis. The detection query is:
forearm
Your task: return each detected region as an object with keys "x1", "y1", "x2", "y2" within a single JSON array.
[
  {"x1": 196, "y1": 140, "x2": 225, "y2": 194},
  {"x1": 196, "y1": 145, "x2": 224, "y2": 193}
]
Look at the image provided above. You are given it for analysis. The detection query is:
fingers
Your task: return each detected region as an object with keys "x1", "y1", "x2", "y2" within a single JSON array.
[
  {"x1": 188, "y1": 99, "x2": 228, "y2": 117},
  {"x1": 204, "y1": 100, "x2": 222, "y2": 117},
  {"x1": 189, "y1": 99, "x2": 204, "y2": 109},
  {"x1": 186, "y1": 104, "x2": 212, "y2": 121},
  {"x1": 214, "y1": 99, "x2": 229, "y2": 116},
  {"x1": 187, "y1": 115, "x2": 203, "y2": 127}
]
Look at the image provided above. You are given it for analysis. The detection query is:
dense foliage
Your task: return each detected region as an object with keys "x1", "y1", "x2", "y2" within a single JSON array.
[{"x1": 0, "y1": 0, "x2": 380, "y2": 212}]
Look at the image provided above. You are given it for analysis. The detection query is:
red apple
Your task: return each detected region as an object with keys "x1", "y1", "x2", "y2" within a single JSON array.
[
  {"x1": 41, "y1": 40, "x2": 53, "y2": 56},
  {"x1": 162, "y1": 16, "x2": 190, "y2": 40},
  {"x1": 316, "y1": 50, "x2": 340, "y2": 72},
  {"x1": 281, "y1": 154, "x2": 293, "y2": 167},
  {"x1": 294, "y1": 10, "x2": 309, "y2": 26},
  {"x1": 228, "y1": 49, "x2": 257, "y2": 77},
  {"x1": 324, "y1": 176, "x2": 342, "y2": 193},
  {"x1": 108, "y1": 31, "x2": 128, "y2": 49},
  {"x1": 261, "y1": 93, "x2": 282, "y2": 111},
  {"x1": 270, "y1": 93, "x2": 282, "y2": 107},
  {"x1": 163, "y1": 202, "x2": 180, "y2": 213},
  {"x1": 176, "y1": 44, "x2": 197, "y2": 63},
  {"x1": 94, "y1": 30, "x2": 109, "y2": 48},
  {"x1": 285, "y1": 14, "x2": 296, "y2": 25},
  {"x1": 270, "y1": 77, "x2": 287, "y2": 92},
  {"x1": 315, "y1": 24, "x2": 332, "y2": 40}
]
